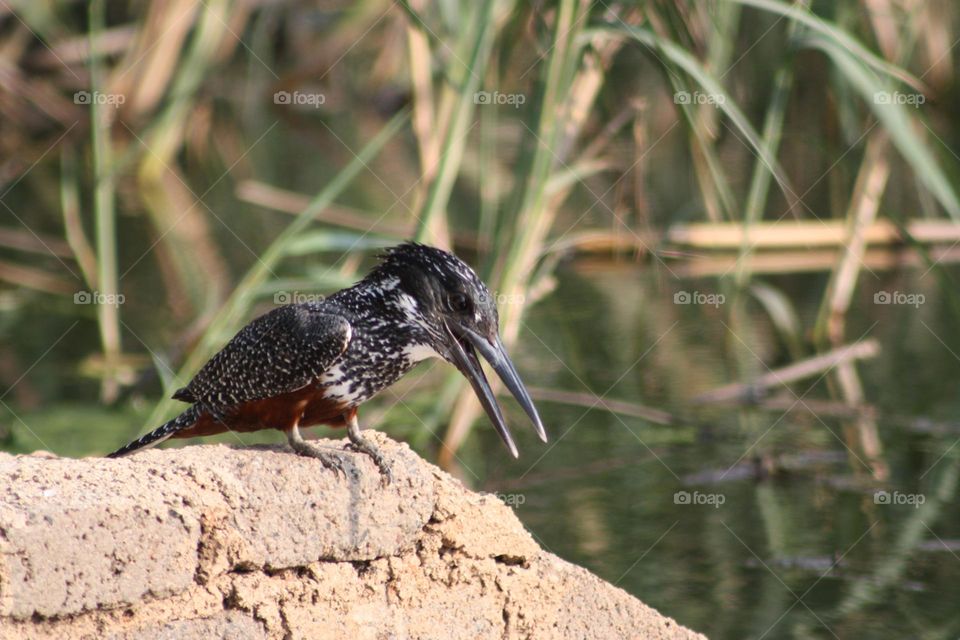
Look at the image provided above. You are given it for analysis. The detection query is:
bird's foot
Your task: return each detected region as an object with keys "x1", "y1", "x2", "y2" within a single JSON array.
[
  {"x1": 288, "y1": 435, "x2": 349, "y2": 479},
  {"x1": 346, "y1": 438, "x2": 393, "y2": 485}
]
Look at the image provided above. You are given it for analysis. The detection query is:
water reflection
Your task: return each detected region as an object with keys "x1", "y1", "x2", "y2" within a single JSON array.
[{"x1": 485, "y1": 263, "x2": 960, "y2": 640}]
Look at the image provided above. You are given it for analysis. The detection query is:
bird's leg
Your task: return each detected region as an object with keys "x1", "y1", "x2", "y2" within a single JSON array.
[
  {"x1": 286, "y1": 424, "x2": 347, "y2": 478},
  {"x1": 345, "y1": 413, "x2": 392, "y2": 484}
]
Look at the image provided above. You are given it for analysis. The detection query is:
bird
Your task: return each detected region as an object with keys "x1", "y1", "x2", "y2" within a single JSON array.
[{"x1": 107, "y1": 242, "x2": 548, "y2": 481}]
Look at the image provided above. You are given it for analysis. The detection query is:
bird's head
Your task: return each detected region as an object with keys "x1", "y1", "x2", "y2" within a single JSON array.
[{"x1": 367, "y1": 242, "x2": 547, "y2": 456}]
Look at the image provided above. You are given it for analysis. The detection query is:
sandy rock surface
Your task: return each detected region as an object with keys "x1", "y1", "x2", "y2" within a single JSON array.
[{"x1": 0, "y1": 434, "x2": 705, "y2": 639}]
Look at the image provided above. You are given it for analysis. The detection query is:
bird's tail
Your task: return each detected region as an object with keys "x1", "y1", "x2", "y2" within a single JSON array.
[{"x1": 106, "y1": 406, "x2": 201, "y2": 458}]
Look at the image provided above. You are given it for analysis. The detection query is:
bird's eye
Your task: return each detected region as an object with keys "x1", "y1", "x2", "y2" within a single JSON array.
[{"x1": 448, "y1": 292, "x2": 471, "y2": 312}]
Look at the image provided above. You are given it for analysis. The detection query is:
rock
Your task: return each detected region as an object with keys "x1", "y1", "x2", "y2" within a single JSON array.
[{"x1": 0, "y1": 433, "x2": 704, "y2": 640}]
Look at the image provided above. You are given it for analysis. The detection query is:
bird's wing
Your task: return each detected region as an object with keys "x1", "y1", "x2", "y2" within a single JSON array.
[{"x1": 172, "y1": 305, "x2": 351, "y2": 408}]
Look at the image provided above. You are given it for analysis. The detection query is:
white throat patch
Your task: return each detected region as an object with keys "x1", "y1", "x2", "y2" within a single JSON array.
[{"x1": 403, "y1": 343, "x2": 442, "y2": 363}]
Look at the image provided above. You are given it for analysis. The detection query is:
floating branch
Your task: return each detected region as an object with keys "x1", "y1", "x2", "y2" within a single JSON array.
[{"x1": 693, "y1": 339, "x2": 880, "y2": 404}]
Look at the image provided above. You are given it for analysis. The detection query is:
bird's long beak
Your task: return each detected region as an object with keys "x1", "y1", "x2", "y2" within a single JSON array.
[{"x1": 443, "y1": 322, "x2": 548, "y2": 458}]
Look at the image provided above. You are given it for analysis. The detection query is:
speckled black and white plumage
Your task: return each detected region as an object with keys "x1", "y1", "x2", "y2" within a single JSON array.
[
  {"x1": 173, "y1": 306, "x2": 352, "y2": 408},
  {"x1": 314, "y1": 243, "x2": 497, "y2": 407},
  {"x1": 108, "y1": 243, "x2": 547, "y2": 469},
  {"x1": 107, "y1": 244, "x2": 495, "y2": 455}
]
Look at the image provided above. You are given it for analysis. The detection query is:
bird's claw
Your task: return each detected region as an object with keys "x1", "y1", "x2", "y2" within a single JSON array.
[
  {"x1": 374, "y1": 456, "x2": 394, "y2": 486},
  {"x1": 289, "y1": 439, "x2": 349, "y2": 479},
  {"x1": 318, "y1": 452, "x2": 348, "y2": 479},
  {"x1": 346, "y1": 441, "x2": 393, "y2": 485}
]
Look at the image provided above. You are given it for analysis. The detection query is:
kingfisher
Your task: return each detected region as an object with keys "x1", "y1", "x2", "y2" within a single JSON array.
[{"x1": 107, "y1": 242, "x2": 548, "y2": 480}]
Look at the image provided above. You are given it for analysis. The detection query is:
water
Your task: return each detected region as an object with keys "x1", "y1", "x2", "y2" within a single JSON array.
[{"x1": 476, "y1": 265, "x2": 960, "y2": 639}]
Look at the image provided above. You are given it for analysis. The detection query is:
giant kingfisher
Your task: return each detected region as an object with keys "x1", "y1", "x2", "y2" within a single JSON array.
[{"x1": 108, "y1": 243, "x2": 548, "y2": 480}]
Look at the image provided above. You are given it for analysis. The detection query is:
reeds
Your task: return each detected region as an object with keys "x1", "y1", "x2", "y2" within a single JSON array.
[{"x1": 88, "y1": 0, "x2": 122, "y2": 403}]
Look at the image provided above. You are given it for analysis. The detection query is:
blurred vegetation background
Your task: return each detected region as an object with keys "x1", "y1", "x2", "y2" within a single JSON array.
[{"x1": 2, "y1": 0, "x2": 960, "y2": 637}]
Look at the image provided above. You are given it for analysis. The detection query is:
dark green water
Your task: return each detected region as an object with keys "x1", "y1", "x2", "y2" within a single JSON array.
[
  {"x1": 2, "y1": 263, "x2": 959, "y2": 639},
  {"x1": 472, "y1": 265, "x2": 960, "y2": 639}
]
